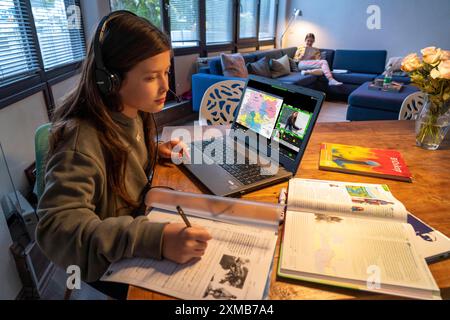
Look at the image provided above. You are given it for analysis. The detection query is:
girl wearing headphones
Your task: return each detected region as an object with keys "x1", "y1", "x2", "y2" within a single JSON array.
[{"x1": 36, "y1": 11, "x2": 211, "y2": 299}]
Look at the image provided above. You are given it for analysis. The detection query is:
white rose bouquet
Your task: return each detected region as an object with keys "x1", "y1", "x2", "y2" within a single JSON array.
[{"x1": 402, "y1": 47, "x2": 450, "y2": 149}]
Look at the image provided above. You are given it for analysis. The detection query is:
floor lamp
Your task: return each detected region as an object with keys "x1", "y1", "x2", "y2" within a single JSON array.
[{"x1": 279, "y1": 8, "x2": 302, "y2": 48}]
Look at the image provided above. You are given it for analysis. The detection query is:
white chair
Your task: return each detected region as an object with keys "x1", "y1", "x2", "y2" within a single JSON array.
[
  {"x1": 398, "y1": 92, "x2": 426, "y2": 120},
  {"x1": 199, "y1": 80, "x2": 245, "y2": 125}
]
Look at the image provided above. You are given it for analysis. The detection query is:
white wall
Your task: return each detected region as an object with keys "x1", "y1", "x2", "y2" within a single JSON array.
[
  {"x1": 283, "y1": 0, "x2": 450, "y2": 57},
  {"x1": 0, "y1": 93, "x2": 49, "y2": 195},
  {"x1": 276, "y1": 0, "x2": 288, "y2": 48}
]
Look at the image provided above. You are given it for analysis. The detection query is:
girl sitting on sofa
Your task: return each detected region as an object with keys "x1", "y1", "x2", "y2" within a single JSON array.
[{"x1": 294, "y1": 33, "x2": 342, "y2": 86}]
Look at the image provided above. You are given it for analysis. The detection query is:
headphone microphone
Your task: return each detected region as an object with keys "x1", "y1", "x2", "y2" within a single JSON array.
[{"x1": 168, "y1": 88, "x2": 182, "y2": 103}]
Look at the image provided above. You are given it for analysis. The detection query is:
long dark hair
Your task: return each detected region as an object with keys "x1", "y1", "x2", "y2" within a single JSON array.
[{"x1": 49, "y1": 13, "x2": 171, "y2": 209}]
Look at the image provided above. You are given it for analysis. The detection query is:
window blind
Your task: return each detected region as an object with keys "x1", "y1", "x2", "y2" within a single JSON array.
[
  {"x1": 259, "y1": 0, "x2": 275, "y2": 40},
  {"x1": 239, "y1": 0, "x2": 257, "y2": 39},
  {"x1": 169, "y1": 0, "x2": 199, "y2": 47},
  {"x1": 0, "y1": 0, "x2": 40, "y2": 85},
  {"x1": 206, "y1": 0, "x2": 232, "y2": 44},
  {"x1": 30, "y1": 0, "x2": 86, "y2": 70}
]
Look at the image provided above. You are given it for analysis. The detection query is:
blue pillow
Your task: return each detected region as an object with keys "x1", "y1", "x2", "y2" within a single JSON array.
[
  {"x1": 270, "y1": 55, "x2": 291, "y2": 78},
  {"x1": 247, "y1": 57, "x2": 272, "y2": 78}
]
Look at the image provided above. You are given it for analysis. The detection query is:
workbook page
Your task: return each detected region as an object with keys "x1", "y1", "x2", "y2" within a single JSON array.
[
  {"x1": 287, "y1": 179, "x2": 407, "y2": 222},
  {"x1": 101, "y1": 209, "x2": 277, "y2": 300},
  {"x1": 280, "y1": 210, "x2": 439, "y2": 293}
]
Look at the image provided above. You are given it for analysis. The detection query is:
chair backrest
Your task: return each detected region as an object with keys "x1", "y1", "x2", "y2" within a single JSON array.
[
  {"x1": 199, "y1": 80, "x2": 245, "y2": 125},
  {"x1": 35, "y1": 123, "x2": 51, "y2": 199},
  {"x1": 398, "y1": 92, "x2": 425, "y2": 120}
]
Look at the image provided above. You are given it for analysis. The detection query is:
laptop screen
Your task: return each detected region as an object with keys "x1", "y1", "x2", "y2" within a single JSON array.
[{"x1": 233, "y1": 76, "x2": 323, "y2": 172}]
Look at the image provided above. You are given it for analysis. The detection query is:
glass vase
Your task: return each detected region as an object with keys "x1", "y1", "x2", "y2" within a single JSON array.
[{"x1": 415, "y1": 94, "x2": 450, "y2": 150}]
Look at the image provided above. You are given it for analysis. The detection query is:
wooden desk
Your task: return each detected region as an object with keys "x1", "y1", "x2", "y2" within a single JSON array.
[{"x1": 128, "y1": 120, "x2": 450, "y2": 300}]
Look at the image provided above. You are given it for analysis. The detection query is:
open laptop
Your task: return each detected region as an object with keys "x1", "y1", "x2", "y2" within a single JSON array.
[{"x1": 183, "y1": 75, "x2": 325, "y2": 197}]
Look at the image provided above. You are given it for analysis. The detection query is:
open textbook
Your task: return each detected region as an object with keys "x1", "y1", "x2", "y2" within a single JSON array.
[
  {"x1": 101, "y1": 189, "x2": 282, "y2": 300},
  {"x1": 278, "y1": 178, "x2": 441, "y2": 300}
]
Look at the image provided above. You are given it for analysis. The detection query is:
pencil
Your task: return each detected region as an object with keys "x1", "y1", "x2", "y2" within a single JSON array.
[{"x1": 176, "y1": 205, "x2": 192, "y2": 227}]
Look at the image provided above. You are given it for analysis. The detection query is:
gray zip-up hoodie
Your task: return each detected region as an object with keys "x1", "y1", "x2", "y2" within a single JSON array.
[{"x1": 36, "y1": 111, "x2": 166, "y2": 283}]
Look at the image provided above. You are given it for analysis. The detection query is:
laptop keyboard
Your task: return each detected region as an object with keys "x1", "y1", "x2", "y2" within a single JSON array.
[
  {"x1": 220, "y1": 163, "x2": 269, "y2": 185},
  {"x1": 190, "y1": 139, "x2": 274, "y2": 185}
]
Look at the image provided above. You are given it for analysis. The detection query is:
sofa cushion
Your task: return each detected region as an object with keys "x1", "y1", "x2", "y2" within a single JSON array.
[
  {"x1": 333, "y1": 72, "x2": 378, "y2": 85},
  {"x1": 269, "y1": 55, "x2": 290, "y2": 78},
  {"x1": 277, "y1": 73, "x2": 317, "y2": 86},
  {"x1": 242, "y1": 53, "x2": 257, "y2": 64},
  {"x1": 220, "y1": 53, "x2": 248, "y2": 78},
  {"x1": 209, "y1": 58, "x2": 222, "y2": 75},
  {"x1": 247, "y1": 57, "x2": 272, "y2": 77},
  {"x1": 333, "y1": 50, "x2": 387, "y2": 74},
  {"x1": 209, "y1": 53, "x2": 256, "y2": 75}
]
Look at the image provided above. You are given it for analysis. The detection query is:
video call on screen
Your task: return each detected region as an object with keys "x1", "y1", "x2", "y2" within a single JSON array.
[{"x1": 235, "y1": 79, "x2": 318, "y2": 160}]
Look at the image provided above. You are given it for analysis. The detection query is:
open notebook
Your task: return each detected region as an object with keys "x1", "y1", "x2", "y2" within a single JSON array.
[
  {"x1": 277, "y1": 178, "x2": 441, "y2": 300},
  {"x1": 101, "y1": 189, "x2": 283, "y2": 300}
]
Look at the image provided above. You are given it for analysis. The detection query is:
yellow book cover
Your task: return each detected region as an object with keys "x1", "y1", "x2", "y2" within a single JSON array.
[{"x1": 319, "y1": 143, "x2": 412, "y2": 182}]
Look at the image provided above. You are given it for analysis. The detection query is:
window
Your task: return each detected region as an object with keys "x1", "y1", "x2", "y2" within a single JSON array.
[
  {"x1": 205, "y1": 0, "x2": 232, "y2": 44},
  {"x1": 169, "y1": 0, "x2": 199, "y2": 48},
  {"x1": 110, "y1": 0, "x2": 162, "y2": 29},
  {"x1": 1, "y1": 0, "x2": 87, "y2": 109},
  {"x1": 239, "y1": 0, "x2": 257, "y2": 39},
  {"x1": 30, "y1": 0, "x2": 86, "y2": 70},
  {"x1": 258, "y1": 0, "x2": 276, "y2": 40},
  {"x1": 0, "y1": 0, "x2": 40, "y2": 85}
]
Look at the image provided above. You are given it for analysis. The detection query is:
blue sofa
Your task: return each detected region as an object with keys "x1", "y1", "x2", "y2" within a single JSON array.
[
  {"x1": 193, "y1": 47, "x2": 326, "y2": 112},
  {"x1": 191, "y1": 47, "x2": 410, "y2": 117}
]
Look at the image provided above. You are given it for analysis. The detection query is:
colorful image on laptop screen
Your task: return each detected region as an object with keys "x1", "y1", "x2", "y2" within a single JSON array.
[
  {"x1": 236, "y1": 87, "x2": 284, "y2": 139},
  {"x1": 234, "y1": 79, "x2": 318, "y2": 160}
]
